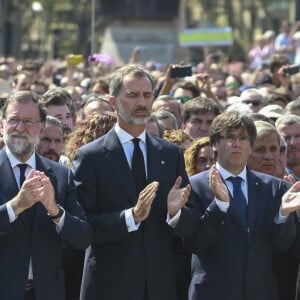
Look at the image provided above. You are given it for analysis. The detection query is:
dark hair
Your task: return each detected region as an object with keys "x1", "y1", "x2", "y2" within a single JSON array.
[
  {"x1": 39, "y1": 87, "x2": 75, "y2": 115},
  {"x1": 269, "y1": 54, "x2": 290, "y2": 73},
  {"x1": 171, "y1": 81, "x2": 201, "y2": 98},
  {"x1": 183, "y1": 97, "x2": 221, "y2": 123},
  {"x1": 2, "y1": 91, "x2": 46, "y2": 122},
  {"x1": 109, "y1": 64, "x2": 154, "y2": 97},
  {"x1": 210, "y1": 111, "x2": 257, "y2": 146}
]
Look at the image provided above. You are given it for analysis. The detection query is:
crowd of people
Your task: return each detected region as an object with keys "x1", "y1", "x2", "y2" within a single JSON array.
[{"x1": 2, "y1": 19, "x2": 300, "y2": 300}]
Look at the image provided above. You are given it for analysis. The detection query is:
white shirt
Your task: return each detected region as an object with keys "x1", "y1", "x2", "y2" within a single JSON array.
[{"x1": 114, "y1": 124, "x2": 147, "y2": 232}]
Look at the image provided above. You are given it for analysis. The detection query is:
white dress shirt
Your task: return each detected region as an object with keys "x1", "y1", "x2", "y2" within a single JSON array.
[{"x1": 114, "y1": 124, "x2": 147, "y2": 232}]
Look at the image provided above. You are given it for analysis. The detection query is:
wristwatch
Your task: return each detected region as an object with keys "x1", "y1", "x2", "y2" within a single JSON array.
[{"x1": 47, "y1": 205, "x2": 64, "y2": 219}]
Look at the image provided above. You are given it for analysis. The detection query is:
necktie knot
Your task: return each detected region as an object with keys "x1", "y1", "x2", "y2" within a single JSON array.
[
  {"x1": 228, "y1": 176, "x2": 243, "y2": 186},
  {"x1": 132, "y1": 138, "x2": 140, "y2": 147}
]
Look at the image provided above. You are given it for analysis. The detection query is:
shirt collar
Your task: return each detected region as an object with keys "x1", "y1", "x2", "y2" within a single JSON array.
[
  {"x1": 216, "y1": 161, "x2": 247, "y2": 182},
  {"x1": 114, "y1": 123, "x2": 146, "y2": 145},
  {"x1": 5, "y1": 146, "x2": 36, "y2": 169}
]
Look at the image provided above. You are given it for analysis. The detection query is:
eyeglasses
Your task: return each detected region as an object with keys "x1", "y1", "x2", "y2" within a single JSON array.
[
  {"x1": 175, "y1": 96, "x2": 191, "y2": 104},
  {"x1": 6, "y1": 117, "x2": 42, "y2": 128},
  {"x1": 242, "y1": 100, "x2": 262, "y2": 106},
  {"x1": 220, "y1": 134, "x2": 250, "y2": 143}
]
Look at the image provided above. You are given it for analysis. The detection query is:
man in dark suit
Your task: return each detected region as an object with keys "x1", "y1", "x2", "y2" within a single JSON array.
[
  {"x1": 0, "y1": 91, "x2": 92, "y2": 300},
  {"x1": 176, "y1": 111, "x2": 300, "y2": 300},
  {"x1": 72, "y1": 64, "x2": 191, "y2": 300}
]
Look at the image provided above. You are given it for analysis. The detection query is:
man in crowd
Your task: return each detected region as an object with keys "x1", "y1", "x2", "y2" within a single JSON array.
[
  {"x1": 39, "y1": 87, "x2": 75, "y2": 137},
  {"x1": 276, "y1": 114, "x2": 300, "y2": 180},
  {"x1": 0, "y1": 91, "x2": 92, "y2": 300},
  {"x1": 36, "y1": 116, "x2": 64, "y2": 162},
  {"x1": 176, "y1": 111, "x2": 300, "y2": 300},
  {"x1": 181, "y1": 96, "x2": 221, "y2": 138},
  {"x1": 72, "y1": 64, "x2": 191, "y2": 300}
]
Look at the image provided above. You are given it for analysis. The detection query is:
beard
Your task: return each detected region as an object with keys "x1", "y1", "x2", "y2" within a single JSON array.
[
  {"x1": 4, "y1": 130, "x2": 39, "y2": 158},
  {"x1": 43, "y1": 150, "x2": 60, "y2": 162},
  {"x1": 117, "y1": 101, "x2": 150, "y2": 125}
]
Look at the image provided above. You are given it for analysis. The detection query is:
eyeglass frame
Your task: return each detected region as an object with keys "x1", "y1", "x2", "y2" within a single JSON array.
[{"x1": 5, "y1": 117, "x2": 42, "y2": 128}]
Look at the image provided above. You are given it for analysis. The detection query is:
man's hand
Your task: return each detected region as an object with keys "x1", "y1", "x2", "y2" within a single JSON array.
[
  {"x1": 167, "y1": 176, "x2": 191, "y2": 217},
  {"x1": 36, "y1": 171, "x2": 59, "y2": 216},
  {"x1": 133, "y1": 181, "x2": 159, "y2": 223},
  {"x1": 10, "y1": 170, "x2": 44, "y2": 216},
  {"x1": 281, "y1": 181, "x2": 300, "y2": 216},
  {"x1": 209, "y1": 165, "x2": 230, "y2": 202}
]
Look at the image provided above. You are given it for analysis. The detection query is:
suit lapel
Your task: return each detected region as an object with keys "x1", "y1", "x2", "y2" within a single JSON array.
[
  {"x1": 0, "y1": 149, "x2": 19, "y2": 201},
  {"x1": 103, "y1": 130, "x2": 137, "y2": 205},
  {"x1": 146, "y1": 134, "x2": 163, "y2": 183}
]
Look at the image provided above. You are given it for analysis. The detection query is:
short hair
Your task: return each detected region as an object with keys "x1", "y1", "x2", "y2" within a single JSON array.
[
  {"x1": 284, "y1": 99, "x2": 300, "y2": 114},
  {"x1": 269, "y1": 54, "x2": 290, "y2": 73},
  {"x1": 210, "y1": 111, "x2": 257, "y2": 146},
  {"x1": 183, "y1": 97, "x2": 221, "y2": 123},
  {"x1": 40, "y1": 87, "x2": 72, "y2": 107},
  {"x1": 44, "y1": 115, "x2": 63, "y2": 130},
  {"x1": 184, "y1": 136, "x2": 211, "y2": 176},
  {"x1": 2, "y1": 91, "x2": 46, "y2": 122},
  {"x1": 109, "y1": 64, "x2": 154, "y2": 97},
  {"x1": 248, "y1": 113, "x2": 274, "y2": 124},
  {"x1": 275, "y1": 113, "x2": 300, "y2": 128},
  {"x1": 152, "y1": 110, "x2": 178, "y2": 130},
  {"x1": 171, "y1": 81, "x2": 201, "y2": 98},
  {"x1": 147, "y1": 114, "x2": 165, "y2": 138},
  {"x1": 240, "y1": 88, "x2": 264, "y2": 103},
  {"x1": 254, "y1": 120, "x2": 280, "y2": 145}
]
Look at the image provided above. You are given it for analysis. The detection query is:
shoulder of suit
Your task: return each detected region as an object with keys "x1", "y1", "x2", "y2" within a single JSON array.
[
  {"x1": 249, "y1": 169, "x2": 283, "y2": 185},
  {"x1": 148, "y1": 134, "x2": 181, "y2": 151}
]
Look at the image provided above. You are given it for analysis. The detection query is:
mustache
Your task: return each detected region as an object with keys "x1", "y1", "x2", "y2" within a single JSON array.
[{"x1": 44, "y1": 150, "x2": 59, "y2": 157}]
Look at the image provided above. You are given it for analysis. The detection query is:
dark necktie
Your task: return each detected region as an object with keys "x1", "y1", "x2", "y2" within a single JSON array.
[
  {"x1": 131, "y1": 138, "x2": 147, "y2": 194},
  {"x1": 18, "y1": 163, "x2": 28, "y2": 187},
  {"x1": 18, "y1": 163, "x2": 35, "y2": 228},
  {"x1": 228, "y1": 176, "x2": 248, "y2": 228}
]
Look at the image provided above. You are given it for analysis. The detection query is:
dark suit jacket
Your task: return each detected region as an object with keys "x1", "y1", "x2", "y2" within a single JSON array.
[
  {"x1": 72, "y1": 129, "x2": 189, "y2": 300},
  {"x1": 0, "y1": 149, "x2": 92, "y2": 300},
  {"x1": 176, "y1": 168, "x2": 296, "y2": 300}
]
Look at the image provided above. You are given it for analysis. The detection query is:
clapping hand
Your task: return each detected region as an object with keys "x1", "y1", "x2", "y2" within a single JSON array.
[
  {"x1": 281, "y1": 181, "x2": 300, "y2": 216},
  {"x1": 209, "y1": 165, "x2": 230, "y2": 202},
  {"x1": 167, "y1": 176, "x2": 191, "y2": 217},
  {"x1": 133, "y1": 181, "x2": 159, "y2": 223}
]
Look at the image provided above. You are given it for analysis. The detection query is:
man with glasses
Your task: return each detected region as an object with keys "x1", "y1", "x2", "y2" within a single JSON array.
[
  {"x1": 0, "y1": 91, "x2": 92, "y2": 300},
  {"x1": 175, "y1": 111, "x2": 300, "y2": 300}
]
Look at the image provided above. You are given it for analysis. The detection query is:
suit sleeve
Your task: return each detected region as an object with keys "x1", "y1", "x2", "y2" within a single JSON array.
[
  {"x1": 57, "y1": 168, "x2": 93, "y2": 250},
  {"x1": 0, "y1": 202, "x2": 13, "y2": 237},
  {"x1": 272, "y1": 179, "x2": 296, "y2": 252},
  {"x1": 72, "y1": 148, "x2": 129, "y2": 244}
]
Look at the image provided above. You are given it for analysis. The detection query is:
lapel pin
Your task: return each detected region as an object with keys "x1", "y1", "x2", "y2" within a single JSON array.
[{"x1": 161, "y1": 160, "x2": 165, "y2": 165}]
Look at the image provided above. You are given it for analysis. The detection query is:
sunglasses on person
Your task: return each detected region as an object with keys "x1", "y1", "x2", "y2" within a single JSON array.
[
  {"x1": 175, "y1": 96, "x2": 191, "y2": 104},
  {"x1": 242, "y1": 99, "x2": 262, "y2": 106}
]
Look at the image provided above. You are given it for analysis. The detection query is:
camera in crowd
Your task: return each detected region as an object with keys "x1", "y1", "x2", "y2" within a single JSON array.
[
  {"x1": 283, "y1": 64, "x2": 300, "y2": 76},
  {"x1": 170, "y1": 65, "x2": 192, "y2": 78}
]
